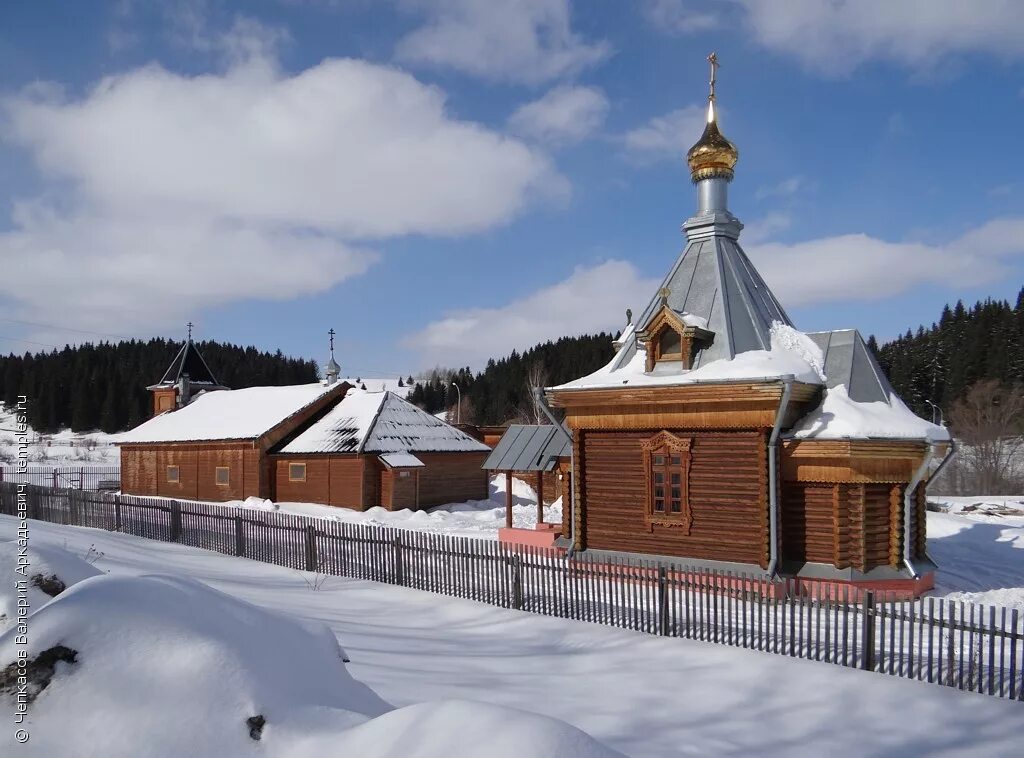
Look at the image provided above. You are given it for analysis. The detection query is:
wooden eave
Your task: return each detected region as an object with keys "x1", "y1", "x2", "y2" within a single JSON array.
[
  {"x1": 548, "y1": 380, "x2": 819, "y2": 408},
  {"x1": 548, "y1": 381, "x2": 821, "y2": 431},
  {"x1": 781, "y1": 438, "x2": 937, "y2": 484}
]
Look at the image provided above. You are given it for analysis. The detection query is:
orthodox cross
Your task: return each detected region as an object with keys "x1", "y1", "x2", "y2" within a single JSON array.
[
  {"x1": 707, "y1": 52, "x2": 719, "y2": 100},
  {"x1": 328, "y1": 328, "x2": 336, "y2": 356},
  {"x1": 186, "y1": 321, "x2": 193, "y2": 340}
]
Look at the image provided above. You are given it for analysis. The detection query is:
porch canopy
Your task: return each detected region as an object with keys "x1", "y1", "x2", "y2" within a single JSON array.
[{"x1": 482, "y1": 424, "x2": 571, "y2": 528}]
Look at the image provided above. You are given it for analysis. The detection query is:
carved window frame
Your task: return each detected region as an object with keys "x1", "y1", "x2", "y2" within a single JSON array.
[{"x1": 641, "y1": 431, "x2": 693, "y2": 532}]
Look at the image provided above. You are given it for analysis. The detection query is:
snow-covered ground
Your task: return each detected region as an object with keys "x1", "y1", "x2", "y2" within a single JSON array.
[
  {"x1": 927, "y1": 496, "x2": 1024, "y2": 609},
  {"x1": 0, "y1": 517, "x2": 1019, "y2": 758},
  {"x1": 230, "y1": 476, "x2": 560, "y2": 539},
  {"x1": 0, "y1": 404, "x2": 120, "y2": 466}
]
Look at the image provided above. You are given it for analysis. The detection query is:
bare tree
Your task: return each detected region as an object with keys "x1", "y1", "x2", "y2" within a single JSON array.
[
  {"x1": 445, "y1": 395, "x2": 476, "y2": 426},
  {"x1": 949, "y1": 379, "x2": 1024, "y2": 494},
  {"x1": 515, "y1": 362, "x2": 550, "y2": 425}
]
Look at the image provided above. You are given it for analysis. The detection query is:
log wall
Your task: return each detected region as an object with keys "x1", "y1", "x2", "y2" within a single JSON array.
[{"x1": 580, "y1": 430, "x2": 768, "y2": 566}]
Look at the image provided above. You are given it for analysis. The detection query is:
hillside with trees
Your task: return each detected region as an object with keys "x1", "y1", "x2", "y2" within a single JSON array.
[
  {"x1": 0, "y1": 339, "x2": 317, "y2": 434},
  {"x1": 407, "y1": 333, "x2": 616, "y2": 426},
  {"x1": 871, "y1": 288, "x2": 1024, "y2": 421}
]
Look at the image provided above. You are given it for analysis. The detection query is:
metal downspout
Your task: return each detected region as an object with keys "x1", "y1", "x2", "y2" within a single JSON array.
[
  {"x1": 766, "y1": 378, "x2": 794, "y2": 577},
  {"x1": 903, "y1": 445, "x2": 937, "y2": 579},
  {"x1": 534, "y1": 389, "x2": 577, "y2": 558}
]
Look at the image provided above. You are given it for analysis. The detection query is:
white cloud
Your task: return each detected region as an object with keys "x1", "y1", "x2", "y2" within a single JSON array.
[
  {"x1": 746, "y1": 218, "x2": 1024, "y2": 307},
  {"x1": 403, "y1": 260, "x2": 657, "y2": 367},
  {"x1": 755, "y1": 176, "x2": 804, "y2": 201},
  {"x1": 0, "y1": 52, "x2": 565, "y2": 337},
  {"x1": 735, "y1": 0, "x2": 1024, "y2": 75},
  {"x1": 622, "y1": 105, "x2": 705, "y2": 162},
  {"x1": 508, "y1": 85, "x2": 609, "y2": 144},
  {"x1": 395, "y1": 0, "x2": 611, "y2": 85},
  {"x1": 642, "y1": 0, "x2": 720, "y2": 34},
  {"x1": 742, "y1": 212, "x2": 792, "y2": 244}
]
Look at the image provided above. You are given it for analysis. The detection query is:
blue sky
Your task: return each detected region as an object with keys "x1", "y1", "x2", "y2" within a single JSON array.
[{"x1": 1, "y1": 1, "x2": 1023, "y2": 379}]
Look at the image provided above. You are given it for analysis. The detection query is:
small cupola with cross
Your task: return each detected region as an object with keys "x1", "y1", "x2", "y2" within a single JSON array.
[{"x1": 636, "y1": 287, "x2": 715, "y2": 373}]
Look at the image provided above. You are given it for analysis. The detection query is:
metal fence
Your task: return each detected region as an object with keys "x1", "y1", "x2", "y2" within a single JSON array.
[
  {"x1": 0, "y1": 466, "x2": 120, "y2": 490},
  {"x1": 1, "y1": 481, "x2": 1020, "y2": 702}
]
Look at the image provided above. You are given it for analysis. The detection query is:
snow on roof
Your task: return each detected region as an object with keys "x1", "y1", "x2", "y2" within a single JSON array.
[
  {"x1": 551, "y1": 323, "x2": 825, "y2": 392},
  {"x1": 280, "y1": 390, "x2": 490, "y2": 455},
  {"x1": 379, "y1": 452, "x2": 425, "y2": 469},
  {"x1": 788, "y1": 385, "x2": 950, "y2": 442},
  {"x1": 118, "y1": 383, "x2": 337, "y2": 443}
]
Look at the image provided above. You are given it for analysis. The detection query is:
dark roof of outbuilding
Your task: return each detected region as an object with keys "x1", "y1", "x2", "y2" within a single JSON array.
[{"x1": 483, "y1": 424, "x2": 571, "y2": 472}]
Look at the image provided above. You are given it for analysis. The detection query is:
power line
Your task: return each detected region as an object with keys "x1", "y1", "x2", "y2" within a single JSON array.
[{"x1": 0, "y1": 318, "x2": 131, "y2": 341}]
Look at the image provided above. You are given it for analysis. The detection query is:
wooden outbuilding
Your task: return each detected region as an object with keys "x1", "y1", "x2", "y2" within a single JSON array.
[
  {"x1": 272, "y1": 390, "x2": 490, "y2": 510},
  {"x1": 535, "y1": 59, "x2": 951, "y2": 598},
  {"x1": 120, "y1": 381, "x2": 352, "y2": 501}
]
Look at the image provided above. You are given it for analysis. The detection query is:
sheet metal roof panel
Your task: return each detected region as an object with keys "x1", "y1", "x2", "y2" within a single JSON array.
[
  {"x1": 379, "y1": 452, "x2": 425, "y2": 468},
  {"x1": 482, "y1": 425, "x2": 571, "y2": 471}
]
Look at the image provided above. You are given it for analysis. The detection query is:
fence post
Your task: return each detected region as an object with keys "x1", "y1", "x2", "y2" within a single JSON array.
[
  {"x1": 305, "y1": 525, "x2": 318, "y2": 573},
  {"x1": 234, "y1": 514, "x2": 245, "y2": 557},
  {"x1": 52, "y1": 470, "x2": 58, "y2": 489},
  {"x1": 79, "y1": 466, "x2": 85, "y2": 490},
  {"x1": 658, "y1": 565, "x2": 669, "y2": 636},
  {"x1": 170, "y1": 501, "x2": 182, "y2": 542},
  {"x1": 115, "y1": 497, "x2": 122, "y2": 532},
  {"x1": 862, "y1": 590, "x2": 876, "y2": 671},
  {"x1": 393, "y1": 533, "x2": 405, "y2": 586},
  {"x1": 512, "y1": 554, "x2": 523, "y2": 610}
]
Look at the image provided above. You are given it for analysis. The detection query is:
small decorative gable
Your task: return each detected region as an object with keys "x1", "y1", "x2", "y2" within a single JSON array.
[{"x1": 637, "y1": 301, "x2": 714, "y2": 373}]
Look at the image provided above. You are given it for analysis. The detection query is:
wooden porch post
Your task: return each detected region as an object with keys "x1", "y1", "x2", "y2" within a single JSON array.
[
  {"x1": 536, "y1": 472, "x2": 544, "y2": 525},
  {"x1": 505, "y1": 472, "x2": 514, "y2": 529}
]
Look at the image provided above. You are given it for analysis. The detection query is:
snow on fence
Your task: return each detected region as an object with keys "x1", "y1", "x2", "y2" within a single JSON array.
[
  {"x1": 1, "y1": 480, "x2": 1021, "y2": 702},
  {"x1": 0, "y1": 466, "x2": 120, "y2": 490}
]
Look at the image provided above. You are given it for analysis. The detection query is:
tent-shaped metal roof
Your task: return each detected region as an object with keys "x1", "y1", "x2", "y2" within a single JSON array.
[
  {"x1": 630, "y1": 234, "x2": 792, "y2": 370},
  {"x1": 152, "y1": 339, "x2": 224, "y2": 388},
  {"x1": 483, "y1": 425, "x2": 571, "y2": 472},
  {"x1": 805, "y1": 329, "x2": 895, "y2": 403}
]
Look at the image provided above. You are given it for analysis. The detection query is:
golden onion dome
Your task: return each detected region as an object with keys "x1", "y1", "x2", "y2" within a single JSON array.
[{"x1": 686, "y1": 53, "x2": 738, "y2": 182}]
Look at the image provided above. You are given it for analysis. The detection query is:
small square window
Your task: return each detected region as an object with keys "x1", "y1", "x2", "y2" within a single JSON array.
[
  {"x1": 671, "y1": 456, "x2": 682, "y2": 465},
  {"x1": 215, "y1": 467, "x2": 230, "y2": 486},
  {"x1": 288, "y1": 463, "x2": 306, "y2": 482},
  {"x1": 166, "y1": 465, "x2": 179, "y2": 483},
  {"x1": 671, "y1": 500, "x2": 682, "y2": 513},
  {"x1": 653, "y1": 455, "x2": 665, "y2": 466},
  {"x1": 654, "y1": 472, "x2": 664, "y2": 484},
  {"x1": 654, "y1": 499, "x2": 664, "y2": 512},
  {"x1": 671, "y1": 473, "x2": 681, "y2": 485}
]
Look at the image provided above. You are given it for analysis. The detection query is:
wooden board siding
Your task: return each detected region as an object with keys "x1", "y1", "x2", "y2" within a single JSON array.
[
  {"x1": 151, "y1": 389, "x2": 176, "y2": 417},
  {"x1": 414, "y1": 452, "x2": 489, "y2": 508},
  {"x1": 271, "y1": 456, "x2": 366, "y2": 509},
  {"x1": 580, "y1": 430, "x2": 768, "y2": 566},
  {"x1": 121, "y1": 443, "x2": 259, "y2": 502}
]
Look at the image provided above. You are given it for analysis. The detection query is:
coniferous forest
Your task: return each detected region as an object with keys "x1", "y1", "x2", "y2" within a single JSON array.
[
  {"x1": 0, "y1": 339, "x2": 317, "y2": 434},
  {"x1": 3, "y1": 289, "x2": 1023, "y2": 434},
  {"x1": 872, "y1": 289, "x2": 1024, "y2": 420}
]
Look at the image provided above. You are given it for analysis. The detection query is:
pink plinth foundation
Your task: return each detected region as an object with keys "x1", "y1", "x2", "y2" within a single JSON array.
[{"x1": 498, "y1": 526, "x2": 562, "y2": 548}]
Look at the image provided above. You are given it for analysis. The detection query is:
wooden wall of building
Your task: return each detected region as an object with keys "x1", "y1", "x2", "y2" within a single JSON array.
[
  {"x1": 121, "y1": 443, "x2": 261, "y2": 502},
  {"x1": 272, "y1": 456, "x2": 366, "y2": 509},
  {"x1": 780, "y1": 481, "x2": 922, "y2": 572},
  {"x1": 579, "y1": 430, "x2": 768, "y2": 566},
  {"x1": 414, "y1": 452, "x2": 489, "y2": 508}
]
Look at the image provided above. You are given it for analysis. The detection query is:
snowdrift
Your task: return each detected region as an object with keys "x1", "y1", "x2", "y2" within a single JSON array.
[
  {"x1": 0, "y1": 540, "x2": 102, "y2": 631},
  {"x1": 0, "y1": 573, "x2": 620, "y2": 757}
]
